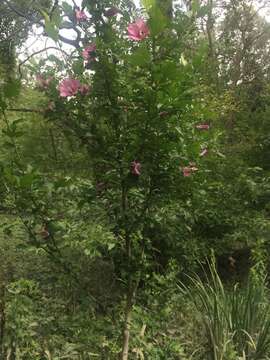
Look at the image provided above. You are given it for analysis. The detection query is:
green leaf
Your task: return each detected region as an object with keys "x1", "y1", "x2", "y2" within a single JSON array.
[
  {"x1": 149, "y1": 6, "x2": 167, "y2": 36},
  {"x1": 129, "y1": 46, "x2": 151, "y2": 67},
  {"x1": 51, "y1": 7, "x2": 62, "y2": 27},
  {"x1": 42, "y1": 10, "x2": 59, "y2": 41},
  {"x1": 191, "y1": 0, "x2": 200, "y2": 12},
  {"x1": 20, "y1": 173, "x2": 35, "y2": 188},
  {"x1": 161, "y1": 61, "x2": 179, "y2": 80},
  {"x1": 45, "y1": 21, "x2": 59, "y2": 41},
  {"x1": 72, "y1": 59, "x2": 85, "y2": 75},
  {"x1": 62, "y1": 1, "x2": 73, "y2": 16},
  {"x1": 154, "y1": 61, "x2": 179, "y2": 83},
  {"x1": 4, "y1": 168, "x2": 18, "y2": 186}
]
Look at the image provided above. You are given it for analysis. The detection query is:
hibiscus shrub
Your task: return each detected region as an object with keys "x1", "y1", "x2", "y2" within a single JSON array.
[{"x1": 0, "y1": 0, "x2": 219, "y2": 358}]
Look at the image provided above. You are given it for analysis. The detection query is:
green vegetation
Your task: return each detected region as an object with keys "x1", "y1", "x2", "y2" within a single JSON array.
[
  {"x1": 183, "y1": 260, "x2": 270, "y2": 359},
  {"x1": 0, "y1": 0, "x2": 270, "y2": 358}
]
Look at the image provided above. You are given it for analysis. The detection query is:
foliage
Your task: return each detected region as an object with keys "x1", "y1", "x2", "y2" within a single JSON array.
[
  {"x1": 0, "y1": 0, "x2": 270, "y2": 358},
  {"x1": 183, "y1": 260, "x2": 270, "y2": 360}
]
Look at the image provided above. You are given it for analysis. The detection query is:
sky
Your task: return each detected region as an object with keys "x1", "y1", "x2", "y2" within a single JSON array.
[
  {"x1": 19, "y1": 0, "x2": 270, "y2": 62},
  {"x1": 20, "y1": 0, "x2": 137, "y2": 59}
]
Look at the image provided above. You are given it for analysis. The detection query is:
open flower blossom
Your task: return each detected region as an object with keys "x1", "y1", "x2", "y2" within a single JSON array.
[
  {"x1": 36, "y1": 75, "x2": 52, "y2": 90},
  {"x1": 199, "y1": 148, "x2": 208, "y2": 157},
  {"x1": 182, "y1": 164, "x2": 198, "y2": 177},
  {"x1": 127, "y1": 19, "x2": 150, "y2": 41},
  {"x1": 59, "y1": 78, "x2": 81, "y2": 97},
  {"x1": 75, "y1": 9, "x2": 88, "y2": 21},
  {"x1": 82, "y1": 44, "x2": 96, "y2": 61},
  {"x1": 79, "y1": 84, "x2": 90, "y2": 95},
  {"x1": 104, "y1": 7, "x2": 120, "y2": 17},
  {"x1": 131, "y1": 161, "x2": 141, "y2": 176},
  {"x1": 196, "y1": 123, "x2": 210, "y2": 130}
]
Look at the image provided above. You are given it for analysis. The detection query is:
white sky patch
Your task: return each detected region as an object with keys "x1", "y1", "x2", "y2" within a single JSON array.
[{"x1": 19, "y1": 0, "x2": 270, "y2": 64}]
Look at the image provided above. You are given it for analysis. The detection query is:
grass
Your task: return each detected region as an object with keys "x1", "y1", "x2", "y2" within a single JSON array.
[{"x1": 180, "y1": 259, "x2": 270, "y2": 360}]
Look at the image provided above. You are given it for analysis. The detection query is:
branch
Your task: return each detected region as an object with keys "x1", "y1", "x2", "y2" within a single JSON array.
[
  {"x1": 7, "y1": 108, "x2": 42, "y2": 113},
  {"x1": 3, "y1": 0, "x2": 81, "y2": 49},
  {"x1": 58, "y1": 34, "x2": 80, "y2": 49},
  {"x1": 18, "y1": 46, "x2": 70, "y2": 78},
  {"x1": 71, "y1": 0, "x2": 78, "y2": 8},
  {"x1": 3, "y1": 0, "x2": 35, "y2": 21}
]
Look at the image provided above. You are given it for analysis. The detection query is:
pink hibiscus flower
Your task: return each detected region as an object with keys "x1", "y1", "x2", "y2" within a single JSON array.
[
  {"x1": 131, "y1": 161, "x2": 141, "y2": 176},
  {"x1": 75, "y1": 9, "x2": 88, "y2": 21},
  {"x1": 196, "y1": 124, "x2": 210, "y2": 130},
  {"x1": 182, "y1": 164, "x2": 198, "y2": 177},
  {"x1": 82, "y1": 44, "x2": 96, "y2": 61},
  {"x1": 127, "y1": 19, "x2": 150, "y2": 41},
  {"x1": 59, "y1": 78, "x2": 81, "y2": 97},
  {"x1": 79, "y1": 84, "x2": 91, "y2": 95},
  {"x1": 182, "y1": 167, "x2": 192, "y2": 177}
]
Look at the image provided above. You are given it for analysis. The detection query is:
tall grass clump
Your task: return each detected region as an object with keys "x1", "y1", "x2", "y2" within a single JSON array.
[{"x1": 181, "y1": 260, "x2": 270, "y2": 360}]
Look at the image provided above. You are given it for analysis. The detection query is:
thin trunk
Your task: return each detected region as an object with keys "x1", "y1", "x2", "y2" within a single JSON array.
[
  {"x1": 7, "y1": 341, "x2": 16, "y2": 360},
  {"x1": 121, "y1": 282, "x2": 137, "y2": 360},
  {"x1": 121, "y1": 294, "x2": 133, "y2": 359},
  {"x1": 0, "y1": 284, "x2": 5, "y2": 358},
  {"x1": 206, "y1": 0, "x2": 219, "y2": 87},
  {"x1": 120, "y1": 175, "x2": 133, "y2": 360},
  {"x1": 119, "y1": 180, "x2": 140, "y2": 360},
  {"x1": 120, "y1": 227, "x2": 134, "y2": 360},
  {"x1": 206, "y1": 0, "x2": 214, "y2": 60},
  {"x1": 44, "y1": 349, "x2": 52, "y2": 360},
  {"x1": 120, "y1": 245, "x2": 144, "y2": 360}
]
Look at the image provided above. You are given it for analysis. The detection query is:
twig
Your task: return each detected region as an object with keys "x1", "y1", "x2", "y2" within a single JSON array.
[
  {"x1": 18, "y1": 46, "x2": 70, "y2": 78},
  {"x1": 2, "y1": 0, "x2": 37, "y2": 22},
  {"x1": 7, "y1": 108, "x2": 42, "y2": 113},
  {"x1": 3, "y1": 0, "x2": 81, "y2": 49}
]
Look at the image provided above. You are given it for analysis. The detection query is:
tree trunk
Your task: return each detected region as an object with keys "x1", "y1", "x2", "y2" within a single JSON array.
[
  {"x1": 0, "y1": 284, "x2": 5, "y2": 358},
  {"x1": 120, "y1": 283, "x2": 137, "y2": 360},
  {"x1": 121, "y1": 301, "x2": 132, "y2": 359},
  {"x1": 206, "y1": 0, "x2": 214, "y2": 60},
  {"x1": 6, "y1": 341, "x2": 16, "y2": 360},
  {"x1": 206, "y1": 0, "x2": 219, "y2": 87}
]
